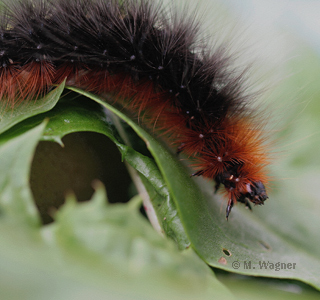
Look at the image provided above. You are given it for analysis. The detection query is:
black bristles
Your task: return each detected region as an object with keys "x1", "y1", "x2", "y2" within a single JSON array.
[
  {"x1": 0, "y1": 0, "x2": 271, "y2": 218},
  {"x1": 0, "y1": 0, "x2": 246, "y2": 123}
]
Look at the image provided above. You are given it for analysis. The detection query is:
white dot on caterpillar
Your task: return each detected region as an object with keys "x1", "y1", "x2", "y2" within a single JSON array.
[
  {"x1": 130, "y1": 55, "x2": 136, "y2": 60},
  {"x1": 217, "y1": 156, "x2": 222, "y2": 162},
  {"x1": 158, "y1": 66, "x2": 163, "y2": 70},
  {"x1": 235, "y1": 178, "x2": 240, "y2": 182},
  {"x1": 199, "y1": 134, "x2": 204, "y2": 139}
]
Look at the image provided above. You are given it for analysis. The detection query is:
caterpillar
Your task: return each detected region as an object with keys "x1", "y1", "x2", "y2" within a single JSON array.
[{"x1": 0, "y1": 0, "x2": 270, "y2": 219}]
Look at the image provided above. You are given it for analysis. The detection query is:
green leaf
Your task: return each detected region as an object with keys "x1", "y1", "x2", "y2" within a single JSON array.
[
  {"x1": 67, "y1": 87, "x2": 320, "y2": 291},
  {"x1": 0, "y1": 184, "x2": 235, "y2": 300},
  {"x1": 21, "y1": 98, "x2": 189, "y2": 248},
  {"x1": 0, "y1": 81, "x2": 65, "y2": 135},
  {"x1": 0, "y1": 122, "x2": 46, "y2": 227},
  {"x1": 218, "y1": 275, "x2": 320, "y2": 300},
  {"x1": 0, "y1": 110, "x2": 232, "y2": 299},
  {"x1": 139, "y1": 173, "x2": 190, "y2": 249},
  {"x1": 41, "y1": 99, "x2": 114, "y2": 146}
]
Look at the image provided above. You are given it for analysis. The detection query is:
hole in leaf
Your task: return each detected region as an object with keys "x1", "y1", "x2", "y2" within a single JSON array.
[
  {"x1": 30, "y1": 132, "x2": 133, "y2": 224},
  {"x1": 222, "y1": 248, "x2": 231, "y2": 256}
]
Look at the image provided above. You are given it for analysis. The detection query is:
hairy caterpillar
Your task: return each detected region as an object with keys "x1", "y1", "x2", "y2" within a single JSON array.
[{"x1": 0, "y1": 0, "x2": 270, "y2": 219}]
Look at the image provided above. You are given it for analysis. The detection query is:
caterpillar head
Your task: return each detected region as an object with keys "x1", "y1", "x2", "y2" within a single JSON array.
[
  {"x1": 215, "y1": 168, "x2": 268, "y2": 219},
  {"x1": 244, "y1": 181, "x2": 268, "y2": 205}
]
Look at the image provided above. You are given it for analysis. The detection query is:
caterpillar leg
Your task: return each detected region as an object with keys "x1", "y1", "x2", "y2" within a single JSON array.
[
  {"x1": 191, "y1": 170, "x2": 204, "y2": 177},
  {"x1": 237, "y1": 195, "x2": 252, "y2": 210},
  {"x1": 214, "y1": 181, "x2": 221, "y2": 194},
  {"x1": 226, "y1": 198, "x2": 234, "y2": 220}
]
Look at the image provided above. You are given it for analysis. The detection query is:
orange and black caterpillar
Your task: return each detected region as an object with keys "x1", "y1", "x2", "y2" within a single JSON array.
[{"x1": 0, "y1": 0, "x2": 269, "y2": 218}]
